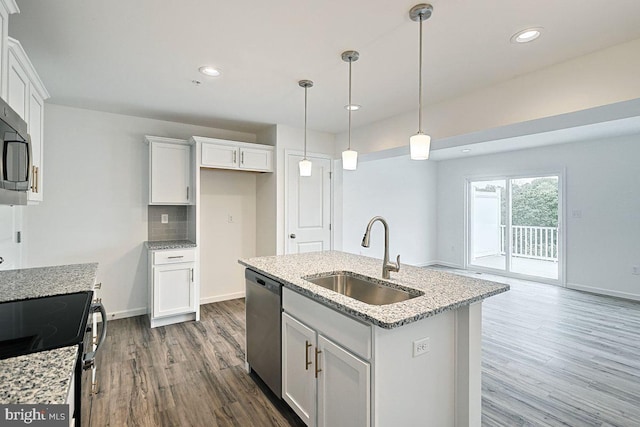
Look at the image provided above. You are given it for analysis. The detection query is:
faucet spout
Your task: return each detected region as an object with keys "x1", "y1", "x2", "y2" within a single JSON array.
[{"x1": 361, "y1": 216, "x2": 401, "y2": 279}]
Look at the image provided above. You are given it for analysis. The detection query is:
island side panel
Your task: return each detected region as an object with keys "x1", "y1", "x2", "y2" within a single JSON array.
[
  {"x1": 373, "y1": 310, "x2": 456, "y2": 426},
  {"x1": 455, "y1": 302, "x2": 482, "y2": 427}
]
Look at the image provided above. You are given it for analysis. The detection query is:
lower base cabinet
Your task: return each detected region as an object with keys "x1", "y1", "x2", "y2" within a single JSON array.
[
  {"x1": 148, "y1": 248, "x2": 198, "y2": 328},
  {"x1": 282, "y1": 312, "x2": 370, "y2": 427}
]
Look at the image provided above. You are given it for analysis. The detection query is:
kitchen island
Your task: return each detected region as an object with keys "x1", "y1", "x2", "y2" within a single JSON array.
[{"x1": 239, "y1": 251, "x2": 509, "y2": 427}]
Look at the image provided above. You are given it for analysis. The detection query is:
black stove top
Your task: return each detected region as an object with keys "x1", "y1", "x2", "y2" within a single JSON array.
[{"x1": 0, "y1": 291, "x2": 93, "y2": 360}]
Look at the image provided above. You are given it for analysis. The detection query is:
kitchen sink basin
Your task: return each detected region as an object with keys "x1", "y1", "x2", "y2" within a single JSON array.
[{"x1": 304, "y1": 271, "x2": 422, "y2": 305}]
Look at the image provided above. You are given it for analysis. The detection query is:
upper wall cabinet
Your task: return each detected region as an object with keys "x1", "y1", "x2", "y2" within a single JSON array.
[
  {"x1": 0, "y1": 0, "x2": 19, "y2": 100},
  {"x1": 147, "y1": 136, "x2": 194, "y2": 205},
  {"x1": 193, "y1": 136, "x2": 274, "y2": 173},
  {"x1": 6, "y1": 37, "x2": 50, "y2": 203}
]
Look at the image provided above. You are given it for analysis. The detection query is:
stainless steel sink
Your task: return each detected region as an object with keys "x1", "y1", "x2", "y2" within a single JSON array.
[{"x1": 304, "y1": 271, "x2": 422, "y2": 305}]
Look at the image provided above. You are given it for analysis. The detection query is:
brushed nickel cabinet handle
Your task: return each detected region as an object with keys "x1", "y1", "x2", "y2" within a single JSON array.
[
  {"x1": 35, "y1": 167, "x2": 38, "y2": 193},
  {"x1": 305, "y1": 341, "x2": 312, "y2": 370},
  {"x1": 191, "y1": 268, "x2": 194, "y2": 282},
  {"x1": 30, "y1": 165, "x2": 36, "y2": 192},
  {"x1": 167, "y1": 256, "x2": 184, "y2": 259},
  {"x1": 315, "y1": 347, "x2": 322, "y2": 378},
  {"x1": 241, "y1": 151, "x2": 244, "y2": 165},
  {"x1": 233, "y1": 151, "x2": 237, "y2": 164}
]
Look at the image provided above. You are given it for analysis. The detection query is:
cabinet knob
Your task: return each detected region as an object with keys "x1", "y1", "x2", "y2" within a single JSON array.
[{"x1": 289, "y1": 234, "x2": 296, "y2": 239}]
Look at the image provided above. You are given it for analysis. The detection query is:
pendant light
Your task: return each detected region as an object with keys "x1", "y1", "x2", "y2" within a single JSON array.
[
  {"x1": 409, "y1": 4, "x2": 433, "y2": 160},
  {"x1": 341, "y1": 50, "x2": 359, "y2": 170},
  {"x1": 298, "y1": 80, "x2": 313, "y2": 177}
]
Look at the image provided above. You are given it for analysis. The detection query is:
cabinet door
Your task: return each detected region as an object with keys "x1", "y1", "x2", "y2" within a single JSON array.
[
  {"x1": 150, "y1": 142, "x2": 191, "y2": 204},
  {"x1": 239, "y1": 147, "x2": 272, "y2": 172},
  {"x1": 317, "y1": 335, "x2": 370, "y2": 427},
  {"x1": 6, "y1": 49, "x2": 28, "y2": 120},
  {"x1": 27, "y1": 86, "x2": 44, "y2": 201},
  {"x1": 283, "y1": 313, "x2": 316, "y2": 426},
  {"x1": 201, "y1": 143, "x2": 238, "y2": 169},
  {"x1": 153, "y1": 263, "x2": 195, "y2": 318}
]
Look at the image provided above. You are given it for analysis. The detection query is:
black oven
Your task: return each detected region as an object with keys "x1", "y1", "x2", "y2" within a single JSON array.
[{"x1": 0, "y1": 292, "x2": 107, "y2": 425}]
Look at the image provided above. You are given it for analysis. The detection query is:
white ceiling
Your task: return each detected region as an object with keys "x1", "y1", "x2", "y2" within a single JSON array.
[{"x1": 9, "y1": 0, "x2": 640, "y2": 135}]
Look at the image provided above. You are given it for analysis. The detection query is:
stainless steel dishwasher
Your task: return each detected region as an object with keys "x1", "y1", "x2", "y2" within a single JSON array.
[{"x1": 245, "y1": 269, "x2": 282, "y2": 398}]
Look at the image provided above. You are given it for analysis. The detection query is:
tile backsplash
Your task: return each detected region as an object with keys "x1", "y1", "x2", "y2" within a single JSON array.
[{"x1": 148, "y1": 205, "x2": 188, "y2": 241}]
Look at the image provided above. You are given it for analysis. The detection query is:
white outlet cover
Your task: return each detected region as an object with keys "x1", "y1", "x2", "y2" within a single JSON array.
[
  {"x1": 161, "y1": 214, "x2": 169, "y2": 224},
  {"x1": 413, "y1": 337, "x2": 430, "y2": 357}
]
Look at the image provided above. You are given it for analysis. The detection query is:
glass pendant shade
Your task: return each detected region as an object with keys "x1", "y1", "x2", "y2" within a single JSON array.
[
  {"x1": 410, "y1": 132, "x2": 431, "y2": 160},
  {"x1": 342, "y1": 149, "x2": 358, "y2": 170},
  {"x1": 299, "y1": 158, "x2": 312, "y2": 176}
]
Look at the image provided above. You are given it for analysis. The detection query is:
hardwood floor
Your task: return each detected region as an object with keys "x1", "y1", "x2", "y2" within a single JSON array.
[
  {"x1": 83, "y1": 276, "x2": 640, "y2": 426},
  {"x1": 81, "y1": 299, "x2": 304, "y2": 427}
]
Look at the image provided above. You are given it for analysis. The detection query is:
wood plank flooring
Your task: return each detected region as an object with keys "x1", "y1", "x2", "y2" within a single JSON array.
[
  {"x1": 81, "y1": 299, "x2": 304, "y2": 427},
  {"x1": 83, "y1": 276, "x2": 640, "y2": 426}
]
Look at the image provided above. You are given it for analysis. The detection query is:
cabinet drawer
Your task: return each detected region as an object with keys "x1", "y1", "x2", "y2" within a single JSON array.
[
  {"x1": 153, "y1": 249, "x2": 195, "y2": 265},
  {"x1": 283, "y1": 288, "x2": 372, "y2": 360}
]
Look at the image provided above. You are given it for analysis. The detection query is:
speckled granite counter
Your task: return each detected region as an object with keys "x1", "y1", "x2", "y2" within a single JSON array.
[
  {"x1": 239, "y1": 251, "x2": 509, "y2": 329},
  {"x1": 145, "y1": 240, "x2": 197, "y2": 250},
  {"x1": 0, "y1": 347, "x2": 77, "y2": 404},
  {"x1": 1, "y1": 263, "x2": 98, "y2": 405},
  {"x1": 0, "y1": 263, "x2": 98, "y2": 303}
]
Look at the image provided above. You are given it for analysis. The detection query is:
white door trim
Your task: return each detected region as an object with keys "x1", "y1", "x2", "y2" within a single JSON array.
[{"x1": 284, "y1": 149, "x2": 334, "y2": 255}]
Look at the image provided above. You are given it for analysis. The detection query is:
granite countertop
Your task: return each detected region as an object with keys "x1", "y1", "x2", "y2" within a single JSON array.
[
  {"x1": 0, "y1": 263, "x2": 98, "y2": 303},
  {"x1": 0, "y1": 347, "x2": 78, "y2": 404},
  {"x1": 0, "y1": 263, "x2": 99, "y2": 405},
  {"x1": 145, "y1": 240, "x2": 197, "y2": 250},
  {"x1": 239, "y1": 251, "x2": 509, "y2": 329}
]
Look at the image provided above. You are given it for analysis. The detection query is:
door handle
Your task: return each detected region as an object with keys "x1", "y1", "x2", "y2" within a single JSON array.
[
  {"x1": 289, "y1": 234, "x2": 296, "y2": 239},
  {"x1": 305, "y1": 341, "x2": 312, "y2": 370},
  {"x1": 315, "y1": 347, "x2": 322, "y2": 378}
]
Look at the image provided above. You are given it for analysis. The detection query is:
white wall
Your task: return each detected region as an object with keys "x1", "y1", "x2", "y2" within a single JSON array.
[
  {"x1": 199, "y1": 169, "x2": 256, "y2": 303},
  {"x1": 24, "y1": 104, "x2": 256, "y2": 318},
  {"x1": 337, "y1": 37, "x2": 640, "y2": 155},
  {"x1": 255, "y1": 125, "x2": 277, "y2": 256},
  {"x1": 437, "y1": 135, "x2": 640, "y2": 300},
  {"x1": 341, "y1": 154, "x2": 437, "y2": 267}
]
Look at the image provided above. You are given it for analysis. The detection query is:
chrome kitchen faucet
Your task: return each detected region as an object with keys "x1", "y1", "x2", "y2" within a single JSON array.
[{"x1": 361, "y1": 216, "x2": 401, "y2": 279}]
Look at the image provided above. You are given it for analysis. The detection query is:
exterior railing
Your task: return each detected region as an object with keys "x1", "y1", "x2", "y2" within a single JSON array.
[{"x1": 500, "y1": 225, "x2": 558, "y2": 261}]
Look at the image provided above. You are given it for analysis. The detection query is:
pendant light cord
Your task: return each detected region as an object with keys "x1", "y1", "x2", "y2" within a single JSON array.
[
  {"x1": 348, "y1": 58, "x2": 353, "y2": 150},
  {"x1": 418, "y1": 13, "x2": 423, "y2": 133},
  {"x1": 304, "y1": 85, "x2": 308, "y2": 160}
]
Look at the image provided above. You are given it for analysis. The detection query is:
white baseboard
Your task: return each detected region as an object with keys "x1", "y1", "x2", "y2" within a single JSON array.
[
  {"x1": 200, "y1": 291, "x2": 245, "y2": 305},
  {"x1": 106, "y1": 307, "x2": 147, "y2": 321},
  {"x1": 566, "y1": 282, "x2": 640, "y2": 302}
]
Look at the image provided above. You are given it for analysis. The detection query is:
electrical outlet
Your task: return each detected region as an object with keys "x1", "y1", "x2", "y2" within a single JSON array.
[
  {"x1": 161, "y1": 214, "x2": 169, "y2": 224},
  {"x1": 633, "y1": 266, "x2": 640, "y2": 275},
  {"x1": 228, "y1": 215, "x2": 234, "y2": 223},
  {"x1": 413, "y1": 337, "x2": 430, "y2": 357},
  {"x1": 572, "y1": 210, "x2": 582, "y2": 219}
]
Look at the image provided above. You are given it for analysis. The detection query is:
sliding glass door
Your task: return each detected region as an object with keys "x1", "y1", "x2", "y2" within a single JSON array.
[{"x1": 468, "y1": 175, "x2": 561, "y2": 282}]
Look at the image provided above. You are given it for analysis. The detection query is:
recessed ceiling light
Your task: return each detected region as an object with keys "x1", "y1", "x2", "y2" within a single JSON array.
[
  {"x1": 199, "y1": 66, "x2": 221, "y2": 77},
  {"x1": 461, "y1": 148, "x2": 471, "y2": 153},
  {"x1": 511, "y1": 28, "x2": 542, "y2": 43},
  {"x1": 344, "y1": 104, "x2": 361, "y2": 111}
]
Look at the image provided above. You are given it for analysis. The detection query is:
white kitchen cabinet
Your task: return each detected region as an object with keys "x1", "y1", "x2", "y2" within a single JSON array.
[
  {"x1": 282, "y1": 308, "x2": 371, "y2": 427},
  {"x1": 6, "y1": 37, "x2": 50, "y2": 203},
  {"x1": 147, "y1": 136, "x2": 193, "y2": 205},
  {"x1": 0, "y1": 1, "x2": 19, "y2": 101},
  {"x1": 194, "y1": 136, "x2": 274, "y2": 173},
  {"x1": 148, "y1": 248, "x2": 198, "y2": 328}
]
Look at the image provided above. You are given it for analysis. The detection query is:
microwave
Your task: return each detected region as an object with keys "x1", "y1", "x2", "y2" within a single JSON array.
[{"x1": 0, "y1": 96, "x2": 31, "y2": 205}]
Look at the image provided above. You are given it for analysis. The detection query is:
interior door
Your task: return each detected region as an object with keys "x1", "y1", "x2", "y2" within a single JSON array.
[{"x1": 286, "y1": 154, "x2": 332, "y2": 254}]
